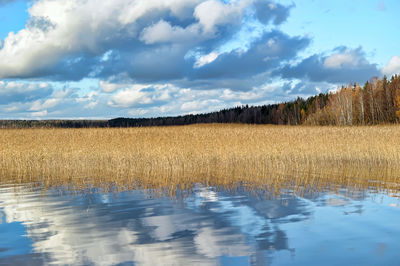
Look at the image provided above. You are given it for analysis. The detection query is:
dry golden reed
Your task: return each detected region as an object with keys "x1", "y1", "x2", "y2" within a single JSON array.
[{"x1": 1, "y1": 124, "x2": 400, "y2": 195}]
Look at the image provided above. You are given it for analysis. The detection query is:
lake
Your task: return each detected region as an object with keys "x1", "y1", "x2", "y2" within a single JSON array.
[{"x1": 0, "y1": 183, "x2": 399, "y2": 266}]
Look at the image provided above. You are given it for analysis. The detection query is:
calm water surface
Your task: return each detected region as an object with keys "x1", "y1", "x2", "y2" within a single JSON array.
[{"x1": 0, "y1": 184, "x2": 399, "y2": 265}]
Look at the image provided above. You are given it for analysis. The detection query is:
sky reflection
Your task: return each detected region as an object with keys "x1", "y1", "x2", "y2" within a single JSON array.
[{"x1": 0, "y1": 184, "x2": 399, "y2": 266}]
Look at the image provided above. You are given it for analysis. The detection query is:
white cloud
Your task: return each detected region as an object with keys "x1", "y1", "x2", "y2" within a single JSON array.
[
  {"x1": 29, "y1": 88, "x2": 72, "y2": 111},
  {"x1": 0, "y1": 76, "x2": 305, "y2": 119},
  {"x1": 100, "y1": 81, "x2": 124, "y2": 93},
  {"x1": 109, "y1": 90, "x2": 151, "y2": 108},
  {"x1": 108, "y1": 84, "x2": 173, "y2": 108},
  {"x1": 323, "y1": 48, "x2": 368, "y2": 69},
  {"x1": 0, "y1": 0, "x2": 261, "y2": 80},
  {"x1": 220, "y1": 88, "x2": 262, "y2": 101},
  {"x1": 180, "y1": 99, "x2": 222, "y2": 112},
  {"x1": 30, "y1": 110, "x2": 48, "y2": 117},
  {"x1": 0, "y1": 185, "x2": 261, "y2": 265},
  {"x1": 140, "y1": 20, "x2": 201, "y2": 45},
  {"x1": 0, "y1": 80, "x2": 49, "y2": 92},
  {"x1": 104, "y1": 79, "x2": 283, "y2": 116},
  {"x1": 0, "y1": 0, "x2": 205, "y2": 78},
  {"x1": 194, "y1": 52, "x2": 220, "y2": 68},
  {"x1": 382, "y1": 56, "x2": 400, "y2": 77},
  {"x1": 194, "y1": 0, "x2": 251, "y2": 33},
  {"x1": 74, "y1": 91, "x2": 99, "y2": 109},
  {"x1": 140, "y1": 20, "x2": 177, "y2": 44},
  {"x1": 0, "y1": 1, "x2": 101, "y2": 78},
  {"x1": 128, "y1": 108, "x2": 150, "y2": 117},
  {"x1": 117, "y1": 0, "x2": 203, "y2": 25},
  {"x1": 30, "y1": 98, "x2": 60, "y2": 111},
  {"x1": 0, "y1": 0, "x2": 339, "y2": 119},
  {"x1": 0, "y1": 81, "x2": 53, "y2": 104},
  {"x1": 85, "y1": 101, "x2": 98, "y2": 109}
]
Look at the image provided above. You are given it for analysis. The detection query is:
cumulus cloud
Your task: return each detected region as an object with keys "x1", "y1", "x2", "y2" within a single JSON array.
[
  {"x1": 99, "y1": 80, "x2": 123, "y2": 93},
  {"x1": 0, "y1": 0, "x2": 240, "y2": 79},
  {"x1": 323, "y1": 47, "x2": 370, "y2": 69},
  {"x1": 277, "y1": 46, "x2": 380, "y2": 84},
  {"x1": 194, "y1": 52, "x2": 220, "y2": 68},
  {"x1": 30, "y1": 110, "x2": 48, "y2": 117},
  {"x1": 382, "y1": 56, "x2": 400, "y2": 77},
  {"x1": 0, "y1": 77, "x2": 322, "y2": 119},
  {"x1": 140, "y1": 20, "x2": 201, "y2": 45},
  {"x1": 254, "y1": 0, "x2": 293, "y2": 25},
  {"x1": 193, "y1": 0, "x2": 250, "y2": 33},
  {"x1": 108, "y1": 84, "x2": 174, "y2": 108},
  {"x1": 0, "y1": 81, "x2": 52, "y2": 104},
  {"x1": 28, "y1": 88, "x2": 75, "y2": 114},
  {"x1": 192, "y1": 30, "x2": 309, "y2": 81},
  {"x1": 0, "y1": 0, "x2": 389, "y2": 119},
  {"x1": 104, "y1": 79, "x2": 291, "y2": 117},
  {"x1": 0, "y1": 0, "x2": 299, "y2": 86},
  {"x1": 0, "y1": 0, "x2": 128, "y2": 79}
]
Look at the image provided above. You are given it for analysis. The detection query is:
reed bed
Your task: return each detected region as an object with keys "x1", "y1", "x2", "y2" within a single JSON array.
[{"x1": 1, "y1": 124, "x2": 400, "y2": 196}]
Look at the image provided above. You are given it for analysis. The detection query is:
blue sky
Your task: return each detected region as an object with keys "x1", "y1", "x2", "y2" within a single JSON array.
[
  {"x1": 0, "y1": 1, "x2": 29, "y2": 39},
  {"x1": 0, "y1": 0, "x2": 399, "y2": 119}
]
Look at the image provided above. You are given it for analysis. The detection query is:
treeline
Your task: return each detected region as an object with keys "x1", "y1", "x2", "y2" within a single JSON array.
[
  {"x1": 108, "y1": 94, "x2": 329, "y2": 127},
  {"x1": 0, "y1": 120, "x2": 109, "y2": 128},
  {"x1": 306, "y1": 75, "x2": 400, "y2": 125},
  {"x1": 1, "y1": 75, "x2": 399, "y2": 128},
  {"x1": 108, "y1": 74, "x2": 400, "y2": 127}
]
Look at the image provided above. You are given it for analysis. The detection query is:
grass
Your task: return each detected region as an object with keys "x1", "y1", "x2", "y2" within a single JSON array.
[{"x1": 1, "y1": 124, "x2": 400, "y2": 196}]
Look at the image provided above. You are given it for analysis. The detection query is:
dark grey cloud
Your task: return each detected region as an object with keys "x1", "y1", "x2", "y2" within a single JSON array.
[
  {"x1": 3, "y1": 53, "x2": 102, "y2": 81},
  {"x1": 96, "y1": 30, "x2": 309, "y2": 91},
  {"x1": 276, "y1": 46, "x2": 380, "y2": 84},
  {"x1": 193, "y1": 31, "x2": 310, "y2": 80}
]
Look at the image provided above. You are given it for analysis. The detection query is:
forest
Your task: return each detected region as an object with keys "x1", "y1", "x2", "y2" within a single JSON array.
[{"x1": 1, "y1": 75, "x2": 399, "y2": 128}]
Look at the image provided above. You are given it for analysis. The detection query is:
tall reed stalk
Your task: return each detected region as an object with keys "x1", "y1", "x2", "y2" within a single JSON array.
[{"x1": 1, "y1": 124, "x2": 399, "y2": 195}]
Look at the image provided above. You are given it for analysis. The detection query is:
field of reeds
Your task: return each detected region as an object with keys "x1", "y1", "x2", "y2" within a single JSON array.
[{"x1": 1, "y1": 124, "x2": 400, "y2": 195}]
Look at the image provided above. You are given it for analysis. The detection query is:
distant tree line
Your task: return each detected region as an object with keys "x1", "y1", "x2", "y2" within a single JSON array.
[
  {"x1": 0, "y1": 120, "x2": 109, "y2": 128},
  {"x1": 1, "y1": 75, "x2": 399, "y2": 128},
  {"x1": 107, "y1": 94, "x2": 329, "y2": 127},
  {"x1": 109, "y1": 74, "x2": 400, "y2": 127}
]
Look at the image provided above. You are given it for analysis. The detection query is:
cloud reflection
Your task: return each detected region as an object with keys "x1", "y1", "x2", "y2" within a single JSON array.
[{"x1": 0, "y1": 185, "x2": 314, "y2": 265}]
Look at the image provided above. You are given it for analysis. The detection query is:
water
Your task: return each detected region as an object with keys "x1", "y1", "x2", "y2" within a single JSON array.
[{"x1": 0, "y1": 184, "x2": 399, "y2": 265}]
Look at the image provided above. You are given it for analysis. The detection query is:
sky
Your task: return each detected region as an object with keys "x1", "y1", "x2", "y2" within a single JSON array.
[{"x1": 0, "y1": 0, "x2": 399, "y2": 119}]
